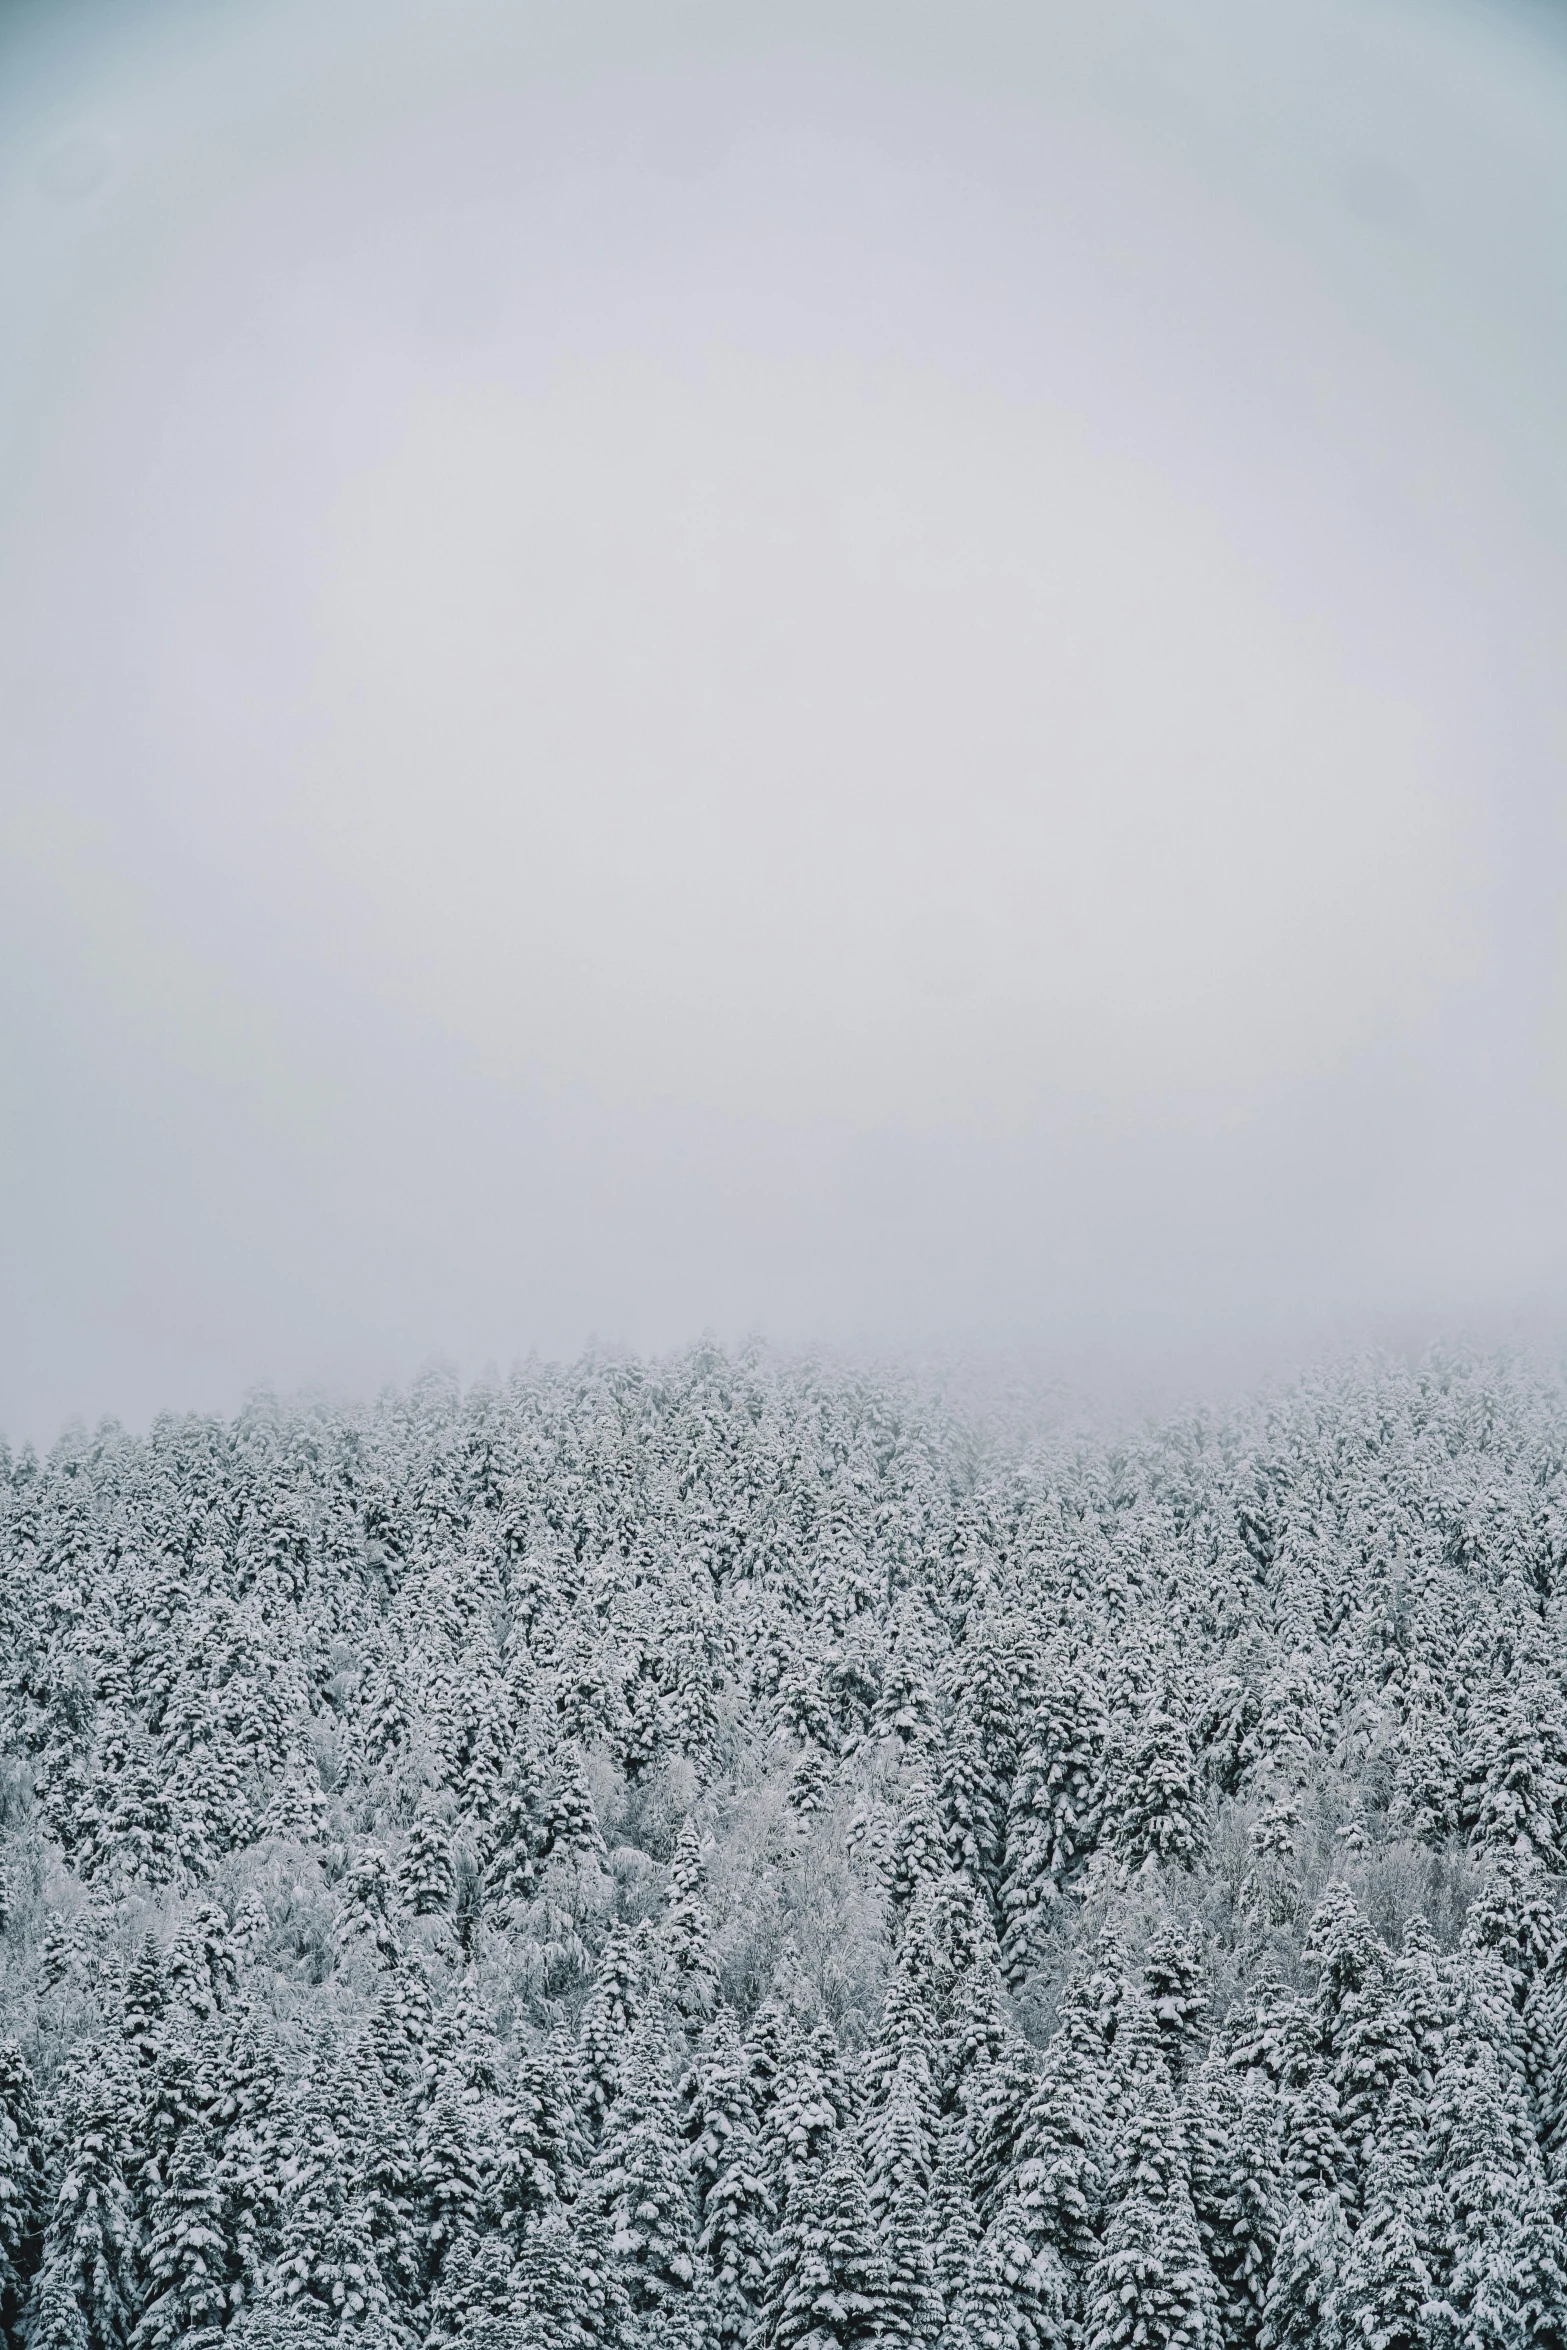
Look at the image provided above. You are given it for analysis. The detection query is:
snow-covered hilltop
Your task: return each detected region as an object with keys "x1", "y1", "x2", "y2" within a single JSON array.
[{"x1": 2, "y1": 1343, "x2": 1565, "y2": 2346}]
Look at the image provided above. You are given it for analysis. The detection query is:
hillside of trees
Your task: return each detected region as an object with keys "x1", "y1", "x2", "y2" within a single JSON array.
[{"x1": 3, "y1": 1341, "x2": 1567, "y2": 2348}]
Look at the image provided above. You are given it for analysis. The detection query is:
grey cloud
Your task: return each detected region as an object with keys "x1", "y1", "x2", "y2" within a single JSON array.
[{"x1": 2, "y1": 0, "x2": 1565, "y2": 1440}]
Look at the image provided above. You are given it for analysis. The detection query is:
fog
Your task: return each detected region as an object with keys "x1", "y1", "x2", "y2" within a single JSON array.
[{"x1": 3, "y1": 0, "x2": 1565, "y2": 1441}]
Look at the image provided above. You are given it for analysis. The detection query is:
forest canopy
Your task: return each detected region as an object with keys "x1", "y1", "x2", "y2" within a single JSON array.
[{"x1": 2, "y1": 1341, "x2": 1566, "y2": 2348}]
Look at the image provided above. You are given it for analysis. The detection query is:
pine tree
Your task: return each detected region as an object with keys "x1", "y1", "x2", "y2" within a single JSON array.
[
  {"x1": 1103, "y1": 1707, "x2": 1206, "y2": 1877},
  {"x1": 483, "y1": 1741, "x2": 547, "y2": 1916},
  {"x1": 122, "y1": 1933, "x2": 168, "y2": 2069},
  {"x1": 356, "y1": 2049, "x2": 422, "y2": 2319},
  {"x1": 928, "y1": 2115, "x2": 980, "y2": 2333},
  {"x1": 1082, "y1": 2017, "x2": 1215, "y2": 2350},
  {"x1": 535, "y1": 1745, "x2": 609, "y2": 1876},
  {"x1": 865, "y1": 2048, "x2": 939, "y2": 2347},
  {"x1": 886, "y1": 1775, "x2": 948, "y2": 1923},
  {"x1": 420, "y1": 2230, "x2": 519, "y2": 2348},
  {"x1": 364, "y1": 1945, "x2": 430, "y2": 2076},
  {"x1": 760, "y1": 2025, "x2": 841, "y2": 2228},
  {"x1": 870, "y1": 1599, "x2": 940, "y2": 1751},
  {"x1": 1423, "y1": 2038, "x2": 1567, "y2": 2350},
  {"x1": 999, "y1": 1667, "x2": 1107, "y2": 1982},
  {"x1": 417, "y1": 2070, "x2": 485, "y2": 2294},
  {"x1": 939, "y1": 1717, "x2": 1010, "y2": 1929},
  {"x1": 1333, "y1": 2086, "x2": 1431, "y2": 2350},
  {"x1": 131, "y1": 2123, "x2": 230, "y2": 2350},
  {"x1": 960, "y1": 2032, "x2": 1037, "y2": 2234},
  {"x1": 75, "y1": 1718, "x2": 182, "y2": 1890},
  {"x1": 1460, "y1": 1850, "x2": 1561, "y2": 2010},
  {"x1": 259, "y1": 1751, "x2": 328, "y2": 1846},
  {"x1": 1083, "y1": 2200, "x2": 1215, "y2": 2350},
  {"x1": 208, "y1": 2000, "x2": 285, "y2": 2321},
  {"x1": 165, "y1": 1904, "x2": 239, "y2": 2022},
  {"x1": 136, "y1": 2040, "x2": 208, "y2": 2226},
  {"x1": 37, "y1": 1912, "x2": 80, "y2": 1999},
  {"x1": 0, "y1": 2037, "x2": 41, "y2": 2344},
  {"x1": 496, "y1": 2036, "x2": 583, "y2": 2237},
  {"x1": 589, "y1": 2012, "x2": 698, "y2": 2320},
  {"x1": 1010, "y1": 2018, "x2": 1107, "y2": 2282},
  {"x1": 511, "y1": 2202, "x2": 629, "y2": 2349},
  {"x1": 1388, "y1": 1915, "x2": 1445, "y2": 2098},
  {"x1": 662, "y1": 1818, "x2": 721, "y2": 2024},
  {"x1": 1188, "y1": 2069, "x2": 1282, "y2": 2350},
  {"x1": 1460, "y1": 1677, "x2": 1567, "y2": 1869},
  {"x1": 745, "y1": 1972, "x2": 801, "y2": 2137},
  {"x1": 265, "y1": 2031, "x2": 391, "y2": 2336},
  {"x1": 28, "y1": 2042, "x2": 142, "y2": 2350},
  {"x1": 577, "y1": 1926, "x2": 644, "y2": 2145},
  {"x1": 762, "y1": 2139, "x2": 886, "y2": 2350},
  {"x1": 954, "y1": 2191, "x2": 1071, "y2": 2350},
  {"x1": 1257, "y1": 2193, "x2": 1348, "y2": 2350},
  {"x1": 682, "y1": 2008, "x2": 773, "y2": 2333},
  {"x1": 332, "y1": 1848, "x2": 402, "y2": 1966},
  {"x1": 24, "y1": 2267, "x2": 96, "y2": 2350},
  {"x1": 399, "y1": 1813, "x2": 456, "y2": 1917},
  {"x1": 1336, "y1": 2197, "x2": 1429, "y2": 2350},
  {"x1": 1143, "y1": 1922, "x2": 1210, "y2": 2087},
  {"x1": 1303, "y1": 1884, "x2": 1417, "y2": 2207}
]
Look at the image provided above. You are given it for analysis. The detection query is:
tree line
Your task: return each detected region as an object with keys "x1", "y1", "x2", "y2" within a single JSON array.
[{"x1": 2, "y1": 1341, "x2": 1566, "y2": 2346}]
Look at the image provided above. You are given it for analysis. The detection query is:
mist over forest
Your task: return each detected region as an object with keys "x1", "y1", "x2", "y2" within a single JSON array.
[
  {"x1": 3, "y1": 1340, "x2": 1567, "y2": 2348},
  {"x1": 6, "y1": 0, "x2": 1567, "y2": 2343}
]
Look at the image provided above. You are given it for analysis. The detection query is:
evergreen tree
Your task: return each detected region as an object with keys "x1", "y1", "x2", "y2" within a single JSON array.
[
  {"x1": 885, "y1": 1774, "x2": 947, "y2": 1923},
  {"x1": 1143, "y1": 1922, "x2": 1210, "y2": 2088},
  {"x1": 865, "y1": 2047, "x2": 939, "y2": 2347},
  {"x1": 1010, "y1": 2018, "x2": 1106, "y2": 2282},
  {"x1": 762, "y1": 2140, "x2": 886, "y2": 2350},
  {"x1": 1423, "y1": 2038, "x2": 1567, "y2": 2350},
  {"x1": 927, "y1": 2116, "x2": 980, "y2": 2333},
  {"x1": 939, "y1": 1718, "x2": 1010, "y2": 1929},
  {"x1": 760, "y1": 2026, "x2": 841, "y2": 2227},
  {"x1": 496, "y1": 2037, "x2": 582, "y2": 2238},
  {"x1": 662, "y1": 1819, "x2": 721, "y2": 2024},
  {"x1": 511, "y1": 2203, "x2": 628, "y2": 2350},
  {"x1": 0, "y1": 2037, "x2": 41, "y2": 2345},
  {"x1": 265, "y1": 2032, "x2": 391, "y2": 2337},
  {"x1": 576, "y1": 1927, "x2": 644, "y2": 2146},
  {"x1": 999, "y1": 1667, "x2": 1107, "y2": 1982},
  {"x1": 165, "y1": 1904, "x2": 239, "y2": 2022},
  {"x1": 955, "y1": 2192, "x2": 1071, "y2": 2350},
  {"x1": 400, "y1": 1813, "x2": 456, "y2": 1917},
  {"x1": 534, "y1": 1746, "x2": 609, "y2": 1877},
  {"x1": 332, "y1": 1848, "x2": 402, "y2": 1965},
  {"x1": 208, "y1": 2001, "x2": 285, "y2": 2322},
  {"x1": 1257, "y1": 2194, "x2": 1349, "y2": 2350},
  {"x1": 420, "y1": 2230, "x2": 520, "y2": 2349},
  {"x1": 1082, "y1": 2016, "x2": 1215, "y2": 2350},
  {"x1": 1336, "y1": 2198, "x2": 1429, "y2": 2350},
  {"x1": 417, "y1": 2071, "x2": 485, "y2": 2293},
  {"x1": 131, "y1": 2123, "x2": 229, "y2": 2350},
  {"x1": 122, "y1": 1934, "x2": 168, "y2": 2069},
  {"x1": 682, "y1": 2008, "x2": 773, "y2": 2334},
  {"x1": 1103, "y1": 1707, "x2": 1207, "y2": 1877},
  {"x1": 589, "y1": 2012, "x2": 698, "y2": 2320},
  {"x1": 28, "y1": 2043, "x2": 141, "y2": 2350},
  {"x1": 1460, "y1": 1851, "x2": 1561, "y2": 2010},
  {"x1": 960, "y1": 2032, "x2": 1037, "y2": 2234},
  {"x1": 356, "y1": 2050, "x2": 422, "y2": 2319},
  {"x1": 1188, "y1": 2069, "x2": 1282, "y2": 2350}
]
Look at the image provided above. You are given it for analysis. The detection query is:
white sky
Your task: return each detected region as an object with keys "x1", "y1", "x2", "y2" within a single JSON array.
[{"x1": 3, "y1": 0, "x2": 1566, "y2": 1439}]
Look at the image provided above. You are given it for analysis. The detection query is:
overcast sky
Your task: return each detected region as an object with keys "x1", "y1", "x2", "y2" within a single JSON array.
[{"x1": 3, "y1": 0, "x2": 1565, "y2": 1441}]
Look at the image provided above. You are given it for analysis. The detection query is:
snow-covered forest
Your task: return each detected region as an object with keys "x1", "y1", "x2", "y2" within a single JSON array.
[{"x1": 3, "y1": 1342, "x2": 1567, "y2": 2349}]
